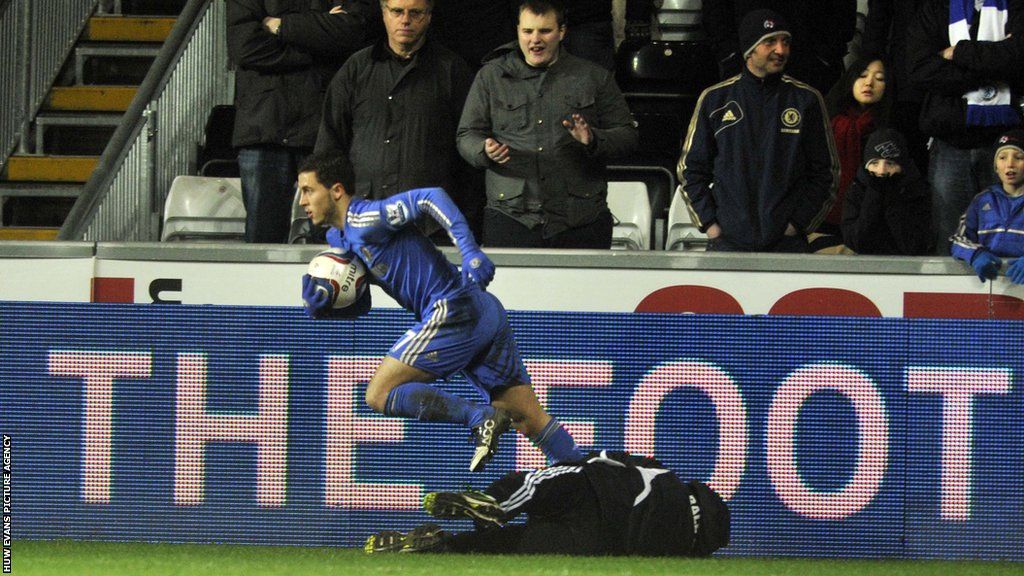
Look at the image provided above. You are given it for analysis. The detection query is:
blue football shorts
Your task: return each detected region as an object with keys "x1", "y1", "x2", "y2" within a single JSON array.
[{"x1": 387, "y1": 288, "x2": 531, "y2": 397}]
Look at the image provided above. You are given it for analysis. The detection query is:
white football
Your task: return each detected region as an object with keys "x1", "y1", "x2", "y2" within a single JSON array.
[{"x1": 307, "y1": 248, "x2": 368, "y2": 309}]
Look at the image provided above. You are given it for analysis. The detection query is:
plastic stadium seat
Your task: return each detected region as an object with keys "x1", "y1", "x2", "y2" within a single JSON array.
[
  {"x1": 657, "y1": 0, "x2": 705, "y2": 41},
  {"x1": 607, "y1": 181, "x2": 652, "y2": 250},
  {"x1": 660, "y1": 0, "x2": 702, "y2": 10},
  {"x1": 615, "y1": 0, "x2": 714, "y2": 93},
  {"x1": 616, "y1": 40, "x2": 716, "y2": 95},
  {"x1": 665, "y1": 185, "x2": 708, "y2": 251},
  {"x1": 196, "y1": 104, "x2": 239, "y2": 177},
  {"x1": 608, "y1": 165, "x2": 675, "y2": 248},
  {"x1": 287, "y1": 187, "x2": 330, "y2": 244},
  {"x1": 199, "y1": 158, "x2": 239, "y2": 178},
  {"x1": 161, "y1": 176, "x2": 245, "y2": 242},
  {"x1": 288, "y1": 186, "x2": 311, "y2": 244},
  {"x1": 622, "y1": 107, "x2": 687, "y2": 166}
]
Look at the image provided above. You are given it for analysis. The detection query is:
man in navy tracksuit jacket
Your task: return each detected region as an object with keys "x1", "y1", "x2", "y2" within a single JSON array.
[{"x1": 678, "y1": 9, "x2": 838, "y2": 252}]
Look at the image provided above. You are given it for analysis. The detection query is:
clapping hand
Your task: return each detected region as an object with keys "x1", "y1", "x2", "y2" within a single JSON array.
[{"x1": 563, "y1": 113, "x2": 592, "y2": 146}]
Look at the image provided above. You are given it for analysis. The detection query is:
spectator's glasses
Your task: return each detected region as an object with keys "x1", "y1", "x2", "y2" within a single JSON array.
[{"x1": 385, "y1": 6, "x2": 430, "y2": 21}]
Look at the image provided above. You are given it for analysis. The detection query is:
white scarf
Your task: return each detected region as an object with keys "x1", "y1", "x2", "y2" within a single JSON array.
[{"x1": 949, "y1": 0, "x2": 1018, "y2": 126}]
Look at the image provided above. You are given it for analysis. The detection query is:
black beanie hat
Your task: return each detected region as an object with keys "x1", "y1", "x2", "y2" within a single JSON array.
[
  {"x1": 863, "y1": 128, "x2": 907, "y2": 167},
  {"x1": 739, "y1": 9, "x2": 791, "y2": 58},
  {"x1": 995, "y1": 129, "x2": 1024, "y2": 157}
]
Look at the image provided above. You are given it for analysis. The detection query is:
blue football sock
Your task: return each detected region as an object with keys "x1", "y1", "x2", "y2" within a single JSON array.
[
  {"x1": 530, "y1": 417, "x2": 583, "y2": 464},
  {"x1": 383, "y1": 383, "x2": 490, "y2": 427}
]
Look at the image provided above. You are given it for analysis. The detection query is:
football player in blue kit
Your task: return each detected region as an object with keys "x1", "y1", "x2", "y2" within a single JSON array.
[{"x1": 297, "y1": 151, "x2": 583, "y2": 471}]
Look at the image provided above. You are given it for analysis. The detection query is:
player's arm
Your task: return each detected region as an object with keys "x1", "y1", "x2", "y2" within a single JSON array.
[{"x1": 384, "y1": 187, "x2": 496, "y2": 287}]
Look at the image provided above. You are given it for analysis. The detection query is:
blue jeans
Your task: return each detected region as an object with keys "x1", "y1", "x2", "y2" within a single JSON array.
[
  {"x1": 929, "y1": 138, "x2": 996, "y2": 254},
  {"x1": 237, "y1": 145, "x2": 310, "y2": 243}
]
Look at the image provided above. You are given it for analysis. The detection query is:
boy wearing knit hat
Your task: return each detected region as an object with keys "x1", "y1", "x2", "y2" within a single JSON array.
[
  {"x1": 951, "y1": 129, "x2": 1024, "y2": 283},
  {"x1": 841, "y1": 128, "x2": 934, "y2": 255}
]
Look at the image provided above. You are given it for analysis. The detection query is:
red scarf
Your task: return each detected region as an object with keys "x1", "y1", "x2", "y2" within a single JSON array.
[{"x1": 828, "y1": 107, "x2": 876, "y2": 225}]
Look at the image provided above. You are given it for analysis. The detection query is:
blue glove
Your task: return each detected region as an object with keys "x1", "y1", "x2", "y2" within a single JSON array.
[
  {"x1": 461, "y1": 248, "x2": 495, "y2": 288},
  {"x1": 970, "y1": 250, "x2": 1002, "y2": 282},
  {"x1": 301, "y1": 273, "x2": 335, "y2": 319},
  {"x1": 1008, "y1": 258, "x2": 1024, "y2": 284}
]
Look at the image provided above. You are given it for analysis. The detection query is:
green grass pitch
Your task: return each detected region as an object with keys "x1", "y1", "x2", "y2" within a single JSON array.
[{"x1": 9, "y1": 540, "x2": 1024, "y2": 576}]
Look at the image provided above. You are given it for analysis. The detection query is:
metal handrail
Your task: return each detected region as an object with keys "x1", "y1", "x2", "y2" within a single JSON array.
[{"x1": 59, "y1": 0, "x2": 230, "y2": 241}]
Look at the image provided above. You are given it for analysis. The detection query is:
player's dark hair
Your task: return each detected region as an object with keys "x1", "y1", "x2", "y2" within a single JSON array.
[
  {"x1": 519, "y1": 0, "x2": 565, "y2": 27},
  {"x1": 299, "y1": 152, "x2": 356, "y2": 195}
]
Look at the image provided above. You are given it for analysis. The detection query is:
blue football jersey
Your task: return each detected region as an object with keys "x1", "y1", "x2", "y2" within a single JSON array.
[{"x1": 326, "y1": 188, "x2": 477, "y2": 319}]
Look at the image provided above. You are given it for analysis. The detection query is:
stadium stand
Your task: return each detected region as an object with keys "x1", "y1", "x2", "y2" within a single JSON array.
[
  {"x1": 0, "y1": 0, "x2": 182, "y2": 239},
  {"x1": 612, "y1": 0, "x2": 717, "y2": 250}
]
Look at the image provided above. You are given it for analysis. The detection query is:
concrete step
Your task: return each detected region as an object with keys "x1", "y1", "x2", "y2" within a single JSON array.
[
  {"x1": 84, "y1": 16, "x2": 176, "y2": 42},
  {"x1": 0, "y1": 182, "x2": 83, "y2": 199},
  {"x1": 76, "y1": 42, "x2": 162, "y2": 59},
  {"x1": 4, "y1": 156, "x2": 99, "y2": 183},
  {"x1": 35, "y1": 112, "x2": 123, "y2": 130},
  {"x1": 0, "y1": 227, "x2": 62, "y2": 241},
  {"x1": 45, "y1": 86, "x2": 137, "y2": 112}
]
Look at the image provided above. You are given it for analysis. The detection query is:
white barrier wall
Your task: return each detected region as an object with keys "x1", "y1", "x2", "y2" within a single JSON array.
[{"x1": 2, "y1": 242, "x2": 1023, "y2": 318}]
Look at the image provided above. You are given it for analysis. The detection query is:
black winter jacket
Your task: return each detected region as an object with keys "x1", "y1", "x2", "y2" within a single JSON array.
[
  {"x1": 841, "y1": 164, "x2": 934, "y2": 255},
  {"x1": 227, "y1": 0, "x2": 378, "y2": 148},
  {"x1": 314, "y1": 39, "x2": 474, "y2": 201}
]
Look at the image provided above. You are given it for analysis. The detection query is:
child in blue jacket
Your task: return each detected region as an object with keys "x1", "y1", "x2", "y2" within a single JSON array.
[{"x1": 951, "y1": 130, "x2": 1024, "y2": 283}]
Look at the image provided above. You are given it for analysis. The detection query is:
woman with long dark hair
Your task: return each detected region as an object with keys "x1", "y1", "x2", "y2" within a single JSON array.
[{"x1": 822, "y1": 55, "x2": 894, "y2": 235}]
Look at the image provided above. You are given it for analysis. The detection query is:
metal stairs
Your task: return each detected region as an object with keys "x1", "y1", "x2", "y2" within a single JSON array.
[{"x1": 0, "y1": 8, "x2": 178, "y2": 241}]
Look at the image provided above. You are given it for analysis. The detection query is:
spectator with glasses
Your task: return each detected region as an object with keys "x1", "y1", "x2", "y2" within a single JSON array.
[{"x1": 315, "y1": 0, "x2": 478, "y2": 235}]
